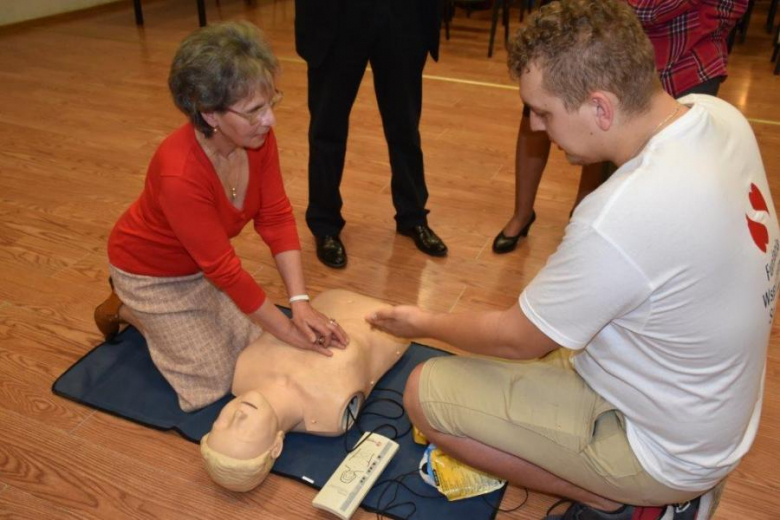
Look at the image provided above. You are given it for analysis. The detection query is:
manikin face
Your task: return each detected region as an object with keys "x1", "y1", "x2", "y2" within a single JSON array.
[
  {"x1": 206, "y1": 390, "x2": 279, "y2": 460},
  {"x1": 520, "y1": 63, "x2": 601, "y2": 166},
  {"x1": 208, "y1": 87, "x2": 279, "y2": 150}
]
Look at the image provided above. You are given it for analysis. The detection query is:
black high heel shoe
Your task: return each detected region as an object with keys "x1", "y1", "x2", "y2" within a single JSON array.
[{"x1": 492, "y1": 211, "x2": 536, "y2": 254}]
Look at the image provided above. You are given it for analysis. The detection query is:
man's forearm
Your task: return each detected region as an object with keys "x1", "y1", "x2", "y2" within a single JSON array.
[{"x1": 418, "y1": 306, "x2": 559, "y2": 360}]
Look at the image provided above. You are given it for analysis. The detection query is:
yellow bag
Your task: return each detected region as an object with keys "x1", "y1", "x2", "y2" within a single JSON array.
[{"x1": 420, "y1": 444, "x2": 505, "y2": 501}]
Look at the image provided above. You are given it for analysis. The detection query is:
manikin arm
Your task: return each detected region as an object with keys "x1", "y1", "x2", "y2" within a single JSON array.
[{"x1": 366, "y1": 303, "x2": 560, "y2": 360}]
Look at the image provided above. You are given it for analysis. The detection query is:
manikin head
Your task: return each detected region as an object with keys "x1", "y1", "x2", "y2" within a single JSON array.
[
  {"x1": 508, "y1": 0, "x2": 661, "y2": 165},
  {"x1": 200, "y1": 390, "x2": 284, "y2": 491}
]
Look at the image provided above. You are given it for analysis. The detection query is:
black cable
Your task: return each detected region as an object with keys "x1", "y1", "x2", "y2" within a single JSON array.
[
  {"x1": 371, "y1": 387, "x2": 404, "y2": 399},
  {"x1": 481, "y1": 484, "x2": 529, "y2": 515},
  {"x1": 363, "y1": 388, "x2": 413, "y2": 438},
  {"x1": 360, "y1": 397, "x2": 406, "y2": 420},
  {"x1": 343, "y1": 387, "x2": 413, "y2": 453},
  {"x1": 373, "y1": 470, "x2": 441, "y2": 520},
  {"x1": 549, "y1": 499, "x2": 567, "y2": 515}
]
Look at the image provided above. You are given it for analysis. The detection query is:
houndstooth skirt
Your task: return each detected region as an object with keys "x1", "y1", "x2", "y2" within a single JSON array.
[{"x1": 109, "y1": 265, "x2": 262, "y2": 412}]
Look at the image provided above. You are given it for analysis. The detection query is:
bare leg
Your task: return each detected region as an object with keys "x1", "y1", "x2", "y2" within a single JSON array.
[
  {"x1": 404, "y1": 365, "x2": 622, "y2": 512},
  {"x1": 501, "y1": 111, "x2": 552, "y2": 237},
  {"x1": 573, "y1": 162, "x2": 611, "y2": 211}
]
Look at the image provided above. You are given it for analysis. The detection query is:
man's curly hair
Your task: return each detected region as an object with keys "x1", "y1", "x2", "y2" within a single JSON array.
[{"x1": 508, "y1": 0, "x2": 659, "y2": 115}]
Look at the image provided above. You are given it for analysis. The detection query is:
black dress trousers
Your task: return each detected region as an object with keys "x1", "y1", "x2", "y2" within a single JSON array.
[{"x1": 299, "y1": 0, "x2": 439, "y2": 237}]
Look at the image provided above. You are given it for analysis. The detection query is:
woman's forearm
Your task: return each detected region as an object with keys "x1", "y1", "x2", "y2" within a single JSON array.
[
  {"x1": 274, "y1": 249, "x2": 307, "y2": 299},
  {"x1": 249, "y1": 298, "x2": 296, "y2": 341}
]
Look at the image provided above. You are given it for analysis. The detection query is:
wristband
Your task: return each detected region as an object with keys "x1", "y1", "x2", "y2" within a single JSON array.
[{"x1": 288, "y1": 294, "x2": 310, "y2": 304}]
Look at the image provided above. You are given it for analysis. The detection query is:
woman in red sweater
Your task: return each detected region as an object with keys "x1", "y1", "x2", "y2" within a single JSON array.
[{"x1": 94, "y1": 21, "x2": 348, "y2": 412}]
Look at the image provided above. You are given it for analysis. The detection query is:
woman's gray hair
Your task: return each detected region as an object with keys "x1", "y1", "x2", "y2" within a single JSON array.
[{"x1": 168, "y1": 21, "x2": 279, "y2": 137}]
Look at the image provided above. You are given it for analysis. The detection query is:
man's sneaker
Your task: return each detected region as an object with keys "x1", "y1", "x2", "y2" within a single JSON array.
[
  {"x1": 659, "y1": 478, "x2": 727, "y2": 520},
  {"x1": 544, "y1": 500, "x2": 666, "y2": 520}
]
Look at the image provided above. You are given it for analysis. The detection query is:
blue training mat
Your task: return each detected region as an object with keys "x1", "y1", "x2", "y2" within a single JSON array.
[{"x1": 52, "y1": 325, "x2": 506, "y2": 520}]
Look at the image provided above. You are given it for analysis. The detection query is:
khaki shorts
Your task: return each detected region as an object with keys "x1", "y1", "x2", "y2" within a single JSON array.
[{"x1": 418, "y1": 350, "x2": 699, "y2": 505}]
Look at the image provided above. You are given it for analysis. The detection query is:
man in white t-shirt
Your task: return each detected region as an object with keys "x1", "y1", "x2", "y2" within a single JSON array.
[{"x1": 367, "y1": 1, "x2": 777, "y2": 518}]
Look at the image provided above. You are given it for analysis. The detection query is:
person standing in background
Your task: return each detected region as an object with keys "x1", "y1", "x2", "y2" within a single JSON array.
[
  {"x1": 634, "y1": 0, "x2": 749, "y2": 98},
  {"x1": 295, "y1": 0, "x2": 448, "y2": 269}
]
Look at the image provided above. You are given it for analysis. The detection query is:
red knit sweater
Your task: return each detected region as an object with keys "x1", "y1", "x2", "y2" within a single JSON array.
[{"x1": 108, "y1": 124, "x2": 300, "y2": 314}]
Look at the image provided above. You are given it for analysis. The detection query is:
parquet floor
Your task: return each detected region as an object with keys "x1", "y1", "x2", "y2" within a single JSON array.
[{"x1": 0, "y1": 0, "x2": 778, "y2": 518}]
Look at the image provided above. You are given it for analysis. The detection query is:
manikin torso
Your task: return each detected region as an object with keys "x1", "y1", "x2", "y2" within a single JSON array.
[{"x1": 231, "y1": 289, "x2": 411, "y2": 435}]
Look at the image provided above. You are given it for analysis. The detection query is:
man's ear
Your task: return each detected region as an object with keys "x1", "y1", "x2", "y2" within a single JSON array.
[
  {"x1": 270, "y1": 431, "x2": 284, "y2": 459},
  {"x1": 590, "y1": 92, "x2": 615, "y2": 131}
]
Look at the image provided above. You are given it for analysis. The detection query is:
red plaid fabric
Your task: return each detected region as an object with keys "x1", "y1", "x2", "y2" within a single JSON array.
[{"x1": 628, "y1": 1, "x2": 748, "y2": 97}]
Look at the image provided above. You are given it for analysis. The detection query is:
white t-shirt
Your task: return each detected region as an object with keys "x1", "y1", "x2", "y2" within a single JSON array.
[{"x1": 520, "y1": 95, "x2": 778, "y2": 491}]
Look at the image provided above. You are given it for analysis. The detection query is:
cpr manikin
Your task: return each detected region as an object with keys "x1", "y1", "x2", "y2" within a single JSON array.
[{"x1": 200, "y1": 289, "x2": 411, "y2": 491}]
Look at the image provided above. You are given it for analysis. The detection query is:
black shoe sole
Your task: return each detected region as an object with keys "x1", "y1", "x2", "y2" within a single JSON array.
[{"x1": 317, "y1": 254, "x2": 347, "y2": 269}]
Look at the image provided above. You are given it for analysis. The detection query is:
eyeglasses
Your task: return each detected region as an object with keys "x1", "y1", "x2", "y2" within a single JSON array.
[{"x1": 224, "y1": 90, "x2": 284, "y2": 125}]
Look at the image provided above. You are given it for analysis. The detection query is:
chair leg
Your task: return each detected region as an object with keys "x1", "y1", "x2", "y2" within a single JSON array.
[
  {"x1": 488, "y1": 0, "x2": 502, "y2": 57},
  {"x1": 727, "y1": 25, "x2": 737, "y2": 53},
  {"x1": 133, "y1": 0, "x2": 143, "y2": 25},
  {"x1": 197, "y1": 0, "x2": 207, "y2": 26},
  {"x1": 444, "y1": 0, "x2": 453, "y2": 41},
  {"x1": 503, "y1": 0, "x2": 510, "y2": 45},
  {"x1": 768, "y1": 0, "x2": 778, "y2": 33},
  {"x1": 773, "y1": 25, "x2": 780, "y2": 74},
  {"x1": 520, "y1": 0, "x2": 531, "y2": 22},
  {"x1": 738, "y1": 0, "x2": 755, "y2": 44}
]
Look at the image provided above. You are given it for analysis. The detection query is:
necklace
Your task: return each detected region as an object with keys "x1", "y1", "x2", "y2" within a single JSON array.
[
  {"x1": 633, "y1": 103, "x2": 682, "y2": 158},
  {"x1": 218, "y1": 162, "x2": 240, "y2": 202},
  {"x1": 196, "y1": 132, "x2": 241, "y2": 201}
]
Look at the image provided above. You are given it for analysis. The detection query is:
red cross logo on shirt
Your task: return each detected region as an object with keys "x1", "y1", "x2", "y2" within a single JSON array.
[{"x1": 746, "y1": 183, "x2": 770, "y2": 253}]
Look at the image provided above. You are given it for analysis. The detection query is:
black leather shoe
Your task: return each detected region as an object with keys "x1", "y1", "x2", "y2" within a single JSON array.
[
  {"x1": 398, "y1": 224, "x2": 448, "y2": 257},
  {"x1": 315, "y1": 235, "x2": 347, "y2": 268},
  {"x1": 492, "y1": 211, "x2": 536, "y2": 254}
]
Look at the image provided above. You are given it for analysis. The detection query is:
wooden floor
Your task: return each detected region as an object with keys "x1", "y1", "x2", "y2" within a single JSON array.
[{"x1": 1, "y1": 0, "x2": 778, "y2": 518}]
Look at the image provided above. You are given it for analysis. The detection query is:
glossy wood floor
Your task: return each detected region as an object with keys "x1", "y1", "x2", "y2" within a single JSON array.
[{"x1": 1, "y1": 1, "x2": 778, "y2": 518}]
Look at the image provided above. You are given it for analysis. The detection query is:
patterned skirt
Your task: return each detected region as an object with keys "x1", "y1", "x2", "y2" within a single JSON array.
[{"x1": 109, "y1": 265, "x2": 262, "y2": 412}]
